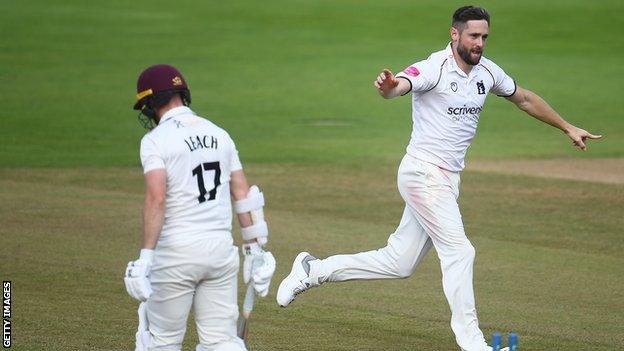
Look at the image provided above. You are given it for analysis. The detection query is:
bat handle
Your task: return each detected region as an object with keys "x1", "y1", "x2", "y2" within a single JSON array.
[
  {"x1": 242, "y1": 282, "x2": 255, "y2": 316},
  {"x1": 242, "y1": 254, "x2": 264, "y2": 315}
]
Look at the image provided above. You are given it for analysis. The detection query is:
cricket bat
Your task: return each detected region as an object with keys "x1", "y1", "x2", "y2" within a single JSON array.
[{"x1": 237, "y1": 255, "x2": 264, "y2": 344}]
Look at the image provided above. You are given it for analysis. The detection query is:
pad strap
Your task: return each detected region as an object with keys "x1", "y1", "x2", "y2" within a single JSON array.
[
  {"x1": 236, "y1": 185, "x2": 268, "y2": 245},
  {"x1": 241, "y1": 221, "x2": 268, "y2": 242},
  {"x1": 234, "y1": 188, "x2": 264, "y2": 214}
]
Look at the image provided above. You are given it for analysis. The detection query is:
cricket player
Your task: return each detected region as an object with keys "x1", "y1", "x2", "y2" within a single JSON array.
[
  {"x1": 123, "y1": 64, "x2": 276, "y2": 351},
  {"x1": 276, "y1": 6, "x2": 601, "y2": 351}
]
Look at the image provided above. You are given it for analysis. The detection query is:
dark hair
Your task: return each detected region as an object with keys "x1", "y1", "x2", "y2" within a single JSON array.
[
  {"x1": 452, "y1": 6, "x2": 490, "y2": 31},
  {"x1": 147, "y1": 90, "x2": 190, "y2": 111}
]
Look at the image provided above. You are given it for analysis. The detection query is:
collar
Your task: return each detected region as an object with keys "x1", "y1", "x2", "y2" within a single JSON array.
[
  {"x1": 160, "y1": 106, "x2": 193, "y2": 124},
  {"x1": 445, "y1": 42, "x2": 479, "y2": 78}
]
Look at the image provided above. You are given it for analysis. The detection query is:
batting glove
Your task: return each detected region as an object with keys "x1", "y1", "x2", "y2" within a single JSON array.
[
  {"x1": 242, "y1": 242, "x2": 276, "y2": 297},
  {"x1": 124, "y1": 249, "x2": 154, "y2": 302}
]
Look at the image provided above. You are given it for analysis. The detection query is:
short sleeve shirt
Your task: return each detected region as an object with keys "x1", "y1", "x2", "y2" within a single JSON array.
[
  {"x1": 139, "y1": 106, "x2": 242, "y2": 243},
  {"x1": 395, "y1": 43, "x2": 516, "y2": 171}
]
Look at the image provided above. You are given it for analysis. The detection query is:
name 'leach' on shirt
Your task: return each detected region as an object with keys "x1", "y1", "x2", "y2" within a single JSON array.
[{"x1": 139, "y1": 106, "x2": 243, "y2": 244}]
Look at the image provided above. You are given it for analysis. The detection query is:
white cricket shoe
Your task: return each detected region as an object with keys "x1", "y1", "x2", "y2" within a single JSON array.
[{"x1": 276, "y1": 252, "x2": 319, "y2": 307}]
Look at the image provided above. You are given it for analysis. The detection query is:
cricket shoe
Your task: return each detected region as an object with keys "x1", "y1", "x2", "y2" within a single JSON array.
[{"x1": 276, "y1": 252, "x2": 320, "y2": 307}]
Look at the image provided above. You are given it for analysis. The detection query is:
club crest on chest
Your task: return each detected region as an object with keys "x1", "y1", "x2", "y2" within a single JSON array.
[{"x1": 476, "y1": 80, "x2": 486, "y2": 94}]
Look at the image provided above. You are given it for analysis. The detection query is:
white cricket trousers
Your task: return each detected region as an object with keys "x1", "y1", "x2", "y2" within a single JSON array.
[
  {"x1": 310, "y1": 154, "x2": 488, "y2": 351},
  {"x1": 146, "y1": 236, "x2": 246, "y2": 351}
]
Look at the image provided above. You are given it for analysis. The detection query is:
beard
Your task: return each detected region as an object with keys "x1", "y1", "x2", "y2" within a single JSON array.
[{"x1": 457, "y1": 42, "x2": 483, "y2": 66}]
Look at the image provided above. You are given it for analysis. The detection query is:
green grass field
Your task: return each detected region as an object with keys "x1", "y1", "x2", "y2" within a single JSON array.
[{"x1": 1, "y1": 1, "x2": 623, "y2": 350}]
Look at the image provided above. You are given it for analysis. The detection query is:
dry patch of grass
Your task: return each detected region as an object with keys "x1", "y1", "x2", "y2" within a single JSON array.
[{"x1": 469, "y1": 158, "x2": 624, "y2": 184}]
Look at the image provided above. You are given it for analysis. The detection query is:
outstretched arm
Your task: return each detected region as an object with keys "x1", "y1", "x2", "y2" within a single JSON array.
[
  {"x1": 506, "y1": 86, "x2": 602, "y2": 150},
  {"x1": 374, "y1": 69, "x2": 411, "y2": 99}
]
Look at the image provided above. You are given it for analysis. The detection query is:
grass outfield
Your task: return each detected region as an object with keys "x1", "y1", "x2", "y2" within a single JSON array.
[
  {"x1": 1, "y1": 166, "x2": 623, "y2": 350},
  {"x1": 1, "y1": 0, "x2": 623, "y2": 350},
  {"x1": 1, "y1": 0, "x2": 621, "y2": 167}
]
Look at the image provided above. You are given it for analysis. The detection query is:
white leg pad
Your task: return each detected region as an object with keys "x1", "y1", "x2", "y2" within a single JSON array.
[
  {"x1": 196, "y1": 337, "x2": 247, "y2": 351},
  {"x1": 135, "y1": 302, "x2": 152, "y2": 351}
]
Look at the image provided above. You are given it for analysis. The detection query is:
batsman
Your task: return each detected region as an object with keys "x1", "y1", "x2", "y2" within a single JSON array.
[
  {"x1": 123, "y1": 64, "x2": 276, "y2": 351},
  {"x1": 277, "y1": 6, "x2": 601, "y2": 351}
]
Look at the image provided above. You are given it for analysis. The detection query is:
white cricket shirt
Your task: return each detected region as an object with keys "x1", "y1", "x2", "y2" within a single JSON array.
[
  {"x1": 396, "y1": 43, "x2": 516, "y2": 171},
  {"x1": 140, "y1": 106, "x2": 242, "y2": 244}
]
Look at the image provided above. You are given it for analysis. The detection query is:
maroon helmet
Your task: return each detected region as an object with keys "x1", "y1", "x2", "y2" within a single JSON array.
[{"x1": 133, "y1": 64, "x2": 191, "y2": 110}]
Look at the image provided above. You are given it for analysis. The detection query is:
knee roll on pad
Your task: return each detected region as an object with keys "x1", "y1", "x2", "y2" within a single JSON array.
[{"x1": 234, "y1": 185, "x2": 268, "y2": 245}]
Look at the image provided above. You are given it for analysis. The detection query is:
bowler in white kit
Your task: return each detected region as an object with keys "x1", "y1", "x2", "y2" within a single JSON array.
[
  {"x1": 276, "y1": 6, "x2": 601, "y2": 351},
  {"x1": 123, "y1": 64, "x2": 276, "y2": 351}
]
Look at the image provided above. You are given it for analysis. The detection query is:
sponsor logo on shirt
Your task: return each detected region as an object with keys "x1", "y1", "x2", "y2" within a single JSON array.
[
  {"x1": 446, "y1": 106, "x2": 483, "y2": 123},
  {"x1": 447, "y1": 106, "x2": 483, "y2": 115},
  {"x1": 404, "y1": 66, "x2": 420, "y2": 77}
]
